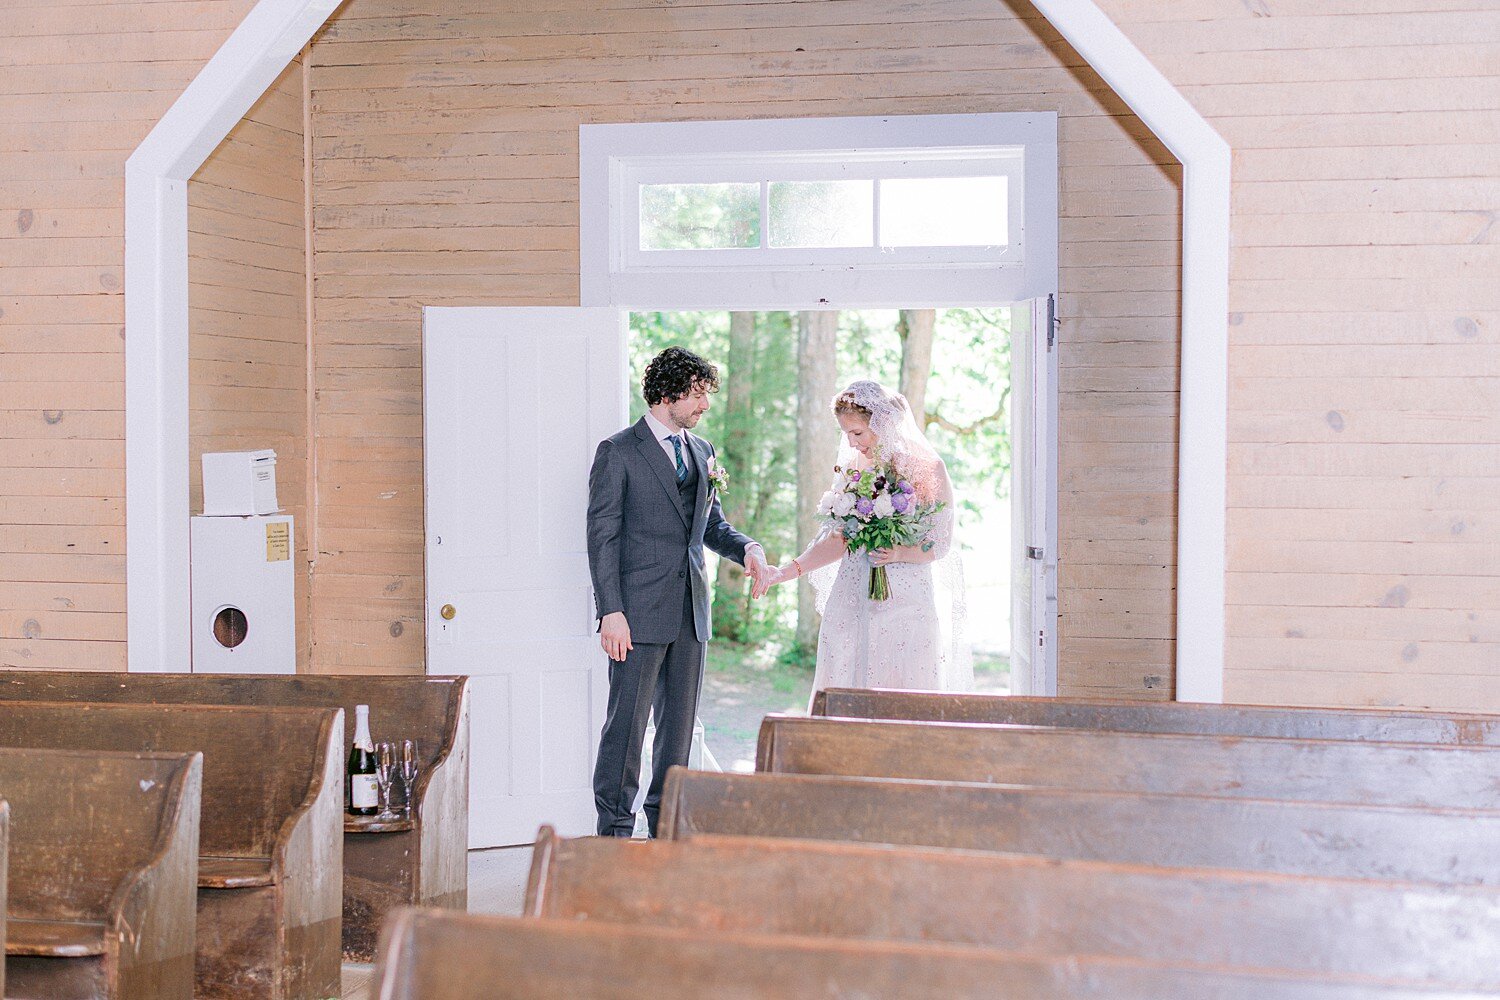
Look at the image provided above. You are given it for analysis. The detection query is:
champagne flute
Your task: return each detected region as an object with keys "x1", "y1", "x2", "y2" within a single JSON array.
[
  {"x1": 374, "y1": 741, "x2": 398, "y2": 822},
  {"x1": 399, "y1": 739, "x2": 419, "y2": 817}
]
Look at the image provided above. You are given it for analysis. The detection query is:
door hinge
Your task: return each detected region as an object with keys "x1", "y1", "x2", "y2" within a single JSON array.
[
  {"x1": 1026, "y1": 546, "x2": 1044, "y2": 561},
  {"x1": 1046, "y1": 293, "x2": 1058, "y2": 351},
  {"x1": 1038, "y1": 629, "x2": 1046, "y2": 648}
]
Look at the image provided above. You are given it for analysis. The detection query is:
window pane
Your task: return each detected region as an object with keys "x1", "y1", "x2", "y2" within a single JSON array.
[
  {"x1": 640, "y1": 183, "x2": 760, "y2": 250},
  {"x1": 879, "y1": 176, "x2": 1008, "y2": 247},
  {"x1": 767, "y1": 180, "x2": 874, "y2": 248}
]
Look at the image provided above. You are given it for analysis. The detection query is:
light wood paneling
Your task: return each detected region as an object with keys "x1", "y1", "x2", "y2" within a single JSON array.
[
  {"x1": 0, "y1": 0, "x2": 257, "y2": 671},
  {"x1": 8, "y1": 0, "x2": 1483, "y2": 709},
  {"x1": 1094, "y1": 0, "x2": 1500, "y2": 710},
  {"x1": 305, "y1": 0, "x2": 1184, "y2": 691},
  {"x1": 188, "y1": 57, "x2": 311, "y2": 670}
]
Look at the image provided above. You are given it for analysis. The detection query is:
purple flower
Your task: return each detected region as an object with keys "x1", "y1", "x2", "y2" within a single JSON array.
[
  {"x1": 855, "y1": 497, "x2": 875, "y2": 517},
  {"x1": 891, "y1": 492, "x2": 912, "y2": 514},
  {"x1": 898, "y1": 480, "x2": 914, "y2": 494},
  {"x1": 850, "y1": 470, "x2": 862, "y2": 482}
]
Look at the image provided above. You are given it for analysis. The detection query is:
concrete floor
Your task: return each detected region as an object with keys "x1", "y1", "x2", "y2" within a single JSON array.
[{"x1": 340, "y1": 843, "x2": 535, "y2": 999}]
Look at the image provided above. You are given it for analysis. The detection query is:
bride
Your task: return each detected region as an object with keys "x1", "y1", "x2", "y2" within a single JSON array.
[{"x1": 767, "y1": 380, "x2": 972, "y2": 695}]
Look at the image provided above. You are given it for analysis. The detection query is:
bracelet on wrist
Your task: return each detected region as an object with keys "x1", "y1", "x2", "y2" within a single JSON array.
[{"x1": 791, "y1": 557, "x2": 803, "y2": 578}]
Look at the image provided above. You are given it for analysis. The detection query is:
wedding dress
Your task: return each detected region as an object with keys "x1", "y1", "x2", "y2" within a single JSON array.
[{"x1": 808, "y1": 381, "x2": 972, "y2": 697}]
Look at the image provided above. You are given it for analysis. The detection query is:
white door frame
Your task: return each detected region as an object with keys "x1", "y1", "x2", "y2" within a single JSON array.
[{"x1": 123, "y1": 0, "x2": 1229, "y2": 702}]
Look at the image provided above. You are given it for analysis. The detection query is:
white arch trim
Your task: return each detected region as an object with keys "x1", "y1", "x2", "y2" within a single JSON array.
[
  {"x1": 1028, "y1": 0, "x2": 1231, "y2": 702},
  {"x1": 124, "y1": 0, "x2": 343, "y2": 672},
  {"x1": 124, "y1": 0, "x2": 1230, "y2": 702}
]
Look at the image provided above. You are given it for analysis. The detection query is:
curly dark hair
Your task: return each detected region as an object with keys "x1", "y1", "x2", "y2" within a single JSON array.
[{"x1": 642, "y1": 346, "x2": 720, "y2": 406}]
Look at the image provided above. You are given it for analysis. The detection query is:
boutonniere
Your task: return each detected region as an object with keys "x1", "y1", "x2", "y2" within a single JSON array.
[{"x1": 707, "y1": 456, "x2": 730, "y2": 496}]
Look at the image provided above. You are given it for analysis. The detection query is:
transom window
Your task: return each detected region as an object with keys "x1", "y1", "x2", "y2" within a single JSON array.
[
  {"x1": 626, "y1": 149, "x2": 1022, "y2": 268},
  {"x1": 581, "y1": 113, "x2": 1057, "y2": 308}
]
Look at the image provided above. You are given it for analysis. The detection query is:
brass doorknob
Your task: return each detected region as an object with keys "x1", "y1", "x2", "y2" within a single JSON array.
[{"x1": 440, "y1": 604, "x2": 457, "y2": 621}]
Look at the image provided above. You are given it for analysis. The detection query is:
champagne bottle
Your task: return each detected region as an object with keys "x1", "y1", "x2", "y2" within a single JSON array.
[{"x1": 347, "y1": 704, "x2": 378, "y2": 816}]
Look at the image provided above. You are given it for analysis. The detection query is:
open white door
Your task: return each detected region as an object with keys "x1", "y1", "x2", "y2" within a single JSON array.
[
  {"x1": 1009, "y1": 295, "x2": 1059, "y2": 696},
  {"x1": 424, "y1": 306, "x2": 624, "y2": 846}
]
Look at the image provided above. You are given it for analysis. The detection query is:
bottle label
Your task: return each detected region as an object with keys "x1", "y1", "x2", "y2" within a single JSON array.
[{"x1": 351, "y1": 774, "x2": 378, "y2": 809}]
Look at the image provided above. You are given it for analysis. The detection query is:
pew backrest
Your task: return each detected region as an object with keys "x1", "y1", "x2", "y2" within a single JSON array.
[
  {"x1": 376, "y1": 907, "x2": 1498, "y2": 1000},
  {"x1": 813, "y1": 688, "x2": 1500, "y2": 745},
  {"x1": 758, "y1": 713, "x2": 1500, "y2": 811},
  {"x1": 523, "y1": 826, "x2": 1500, "y2": 988},
  {"x1": 0, "y1": 700, "x2": 338, "y2": 862},
  {"x1": 0, "y1": 746, "x2": 200, "y2": 1000},
  {"x1": 0, "y1": 670, "x2": 466, "y2": 808},
  {"x1": 659, "y1": 768, "x2": 1500, "y2": 887}
]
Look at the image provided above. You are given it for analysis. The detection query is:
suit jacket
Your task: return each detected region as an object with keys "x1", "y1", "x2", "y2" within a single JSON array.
[{"x1": 587, "y1": 416, "x2": 755, "y2": 644}]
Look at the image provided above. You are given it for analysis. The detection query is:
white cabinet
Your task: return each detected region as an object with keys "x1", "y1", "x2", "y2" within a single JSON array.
[{"x1": 190, "y1": 514, "x2": 295, "y2": 673}]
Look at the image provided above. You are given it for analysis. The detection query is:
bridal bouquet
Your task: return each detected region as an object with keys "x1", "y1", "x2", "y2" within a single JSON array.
[{"x1": 818, "y1": 463, "x2": 945, "y2": 601}]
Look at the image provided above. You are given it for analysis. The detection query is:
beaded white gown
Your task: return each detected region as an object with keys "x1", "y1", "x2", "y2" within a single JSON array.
[{"x1": 809, "y1": 459, "x2": 971, "y2": 696}]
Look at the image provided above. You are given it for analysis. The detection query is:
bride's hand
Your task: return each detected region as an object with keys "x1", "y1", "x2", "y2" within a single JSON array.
[{"x1": 871, "y1": 543, "x2": 935, "y2": 566}]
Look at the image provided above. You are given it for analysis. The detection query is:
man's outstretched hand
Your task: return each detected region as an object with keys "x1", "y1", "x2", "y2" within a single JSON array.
[
  {"x1": 600, "y1": 612, "x2": 632, "y2": 662},
  {"x1": 745, "y1": 546, "x2": 771, "y2": 599}
]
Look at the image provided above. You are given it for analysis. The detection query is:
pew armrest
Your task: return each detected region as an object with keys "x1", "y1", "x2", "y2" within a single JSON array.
[
  {"x1": 272, "y1": 709, "x2": 345, "y2": 1000},
  {"x1": 415, "y1": 680, "x2": 469, "y2": 910},
  {"x1": 107, "y1": 753, "x2": 200, "y2": 999}
]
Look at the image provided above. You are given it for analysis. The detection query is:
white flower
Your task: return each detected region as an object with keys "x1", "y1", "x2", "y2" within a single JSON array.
[
  {"x1": 832, "y1": 492, "x2": 857, "y2": 517},
  {"x1": 817, "y1": 491, "x2": 838, "y2": 516},
  {"x1": 872, "y1": 493, "x2": 895, "y2": 518}
]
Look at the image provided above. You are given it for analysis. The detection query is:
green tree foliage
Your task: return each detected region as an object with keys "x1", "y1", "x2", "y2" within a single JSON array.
[{"x1": 639, "y1": 183, "x2": 759, "y2": 250}]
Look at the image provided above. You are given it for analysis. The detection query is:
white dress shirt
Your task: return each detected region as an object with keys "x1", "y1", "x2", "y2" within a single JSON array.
[{"x1": 643, "y1": 410, "x2": 688, "y2": 466}]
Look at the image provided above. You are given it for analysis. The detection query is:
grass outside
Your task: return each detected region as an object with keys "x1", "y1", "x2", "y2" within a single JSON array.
[{"x1": 700, "y1": 641, "x2": 1011, "y2": 772}]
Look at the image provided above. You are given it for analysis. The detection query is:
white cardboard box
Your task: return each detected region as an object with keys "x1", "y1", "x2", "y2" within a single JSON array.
[{"x1": 202, "y1": 449, "x2": 280, "y2": 515}]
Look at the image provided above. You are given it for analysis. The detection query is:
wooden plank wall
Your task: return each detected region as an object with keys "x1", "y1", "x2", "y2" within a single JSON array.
[
  {"x1": 0, "y1": 0, "x2": 256, "y2": 672},
  {"x1": 1093, "y1": 0, "x2": 1500, "y2": 709},
  {"x1": 303, "y1": 0, "x2": 1185, "y2": 691},
  {"x1": 187, "y1": 58, "x2": 312, "y2": 669}
]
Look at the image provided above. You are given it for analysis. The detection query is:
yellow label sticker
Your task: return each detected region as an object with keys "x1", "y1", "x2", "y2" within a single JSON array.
[{"x1": 265, "y1": 522, "x2": 290, "y2": 562}]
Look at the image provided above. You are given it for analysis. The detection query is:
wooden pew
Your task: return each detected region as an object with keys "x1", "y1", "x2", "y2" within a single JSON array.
[
  {"x1": 0, "y1": 748, "x2": 200, "y2": 1000},
  {"x1": 372, "y1": 907, "x2": 1497, "y2": 999},
  {"x1": 0, "y1": 669, "x2": 469, "y2": 962},
  {"x1": 523, "y1": 826, "x2": 1500, "y2": 989},
  {"x1": 757, "y1": 713, "x2": 1500, "y2": 811},
  {"x1": 813, "y1": 688, "x2": 1500, "y2": 745},
  {"x1": 659, "y1": 768, "x2": 1500, "y2": 887},
  {"x1": 0, "y1": 797, "x2": 7, "y2": 1000},
  {"x1": 0, "y1": 701, "x2": 342, "y2": 1000}
]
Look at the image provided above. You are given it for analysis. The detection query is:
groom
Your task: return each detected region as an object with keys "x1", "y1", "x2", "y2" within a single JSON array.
[{"x1": 587, "y1": 346, "x2": 769, "y2": 837}]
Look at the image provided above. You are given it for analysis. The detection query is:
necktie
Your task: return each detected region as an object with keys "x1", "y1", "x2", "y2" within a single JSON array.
[{"x1": 670, "y1": 435, "x2": 687, "y2": 484}]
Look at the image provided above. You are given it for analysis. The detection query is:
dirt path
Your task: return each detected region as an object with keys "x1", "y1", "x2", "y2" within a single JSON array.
[{"x1": 699, "y1": 646, "x2": 1009, "y2": 772}]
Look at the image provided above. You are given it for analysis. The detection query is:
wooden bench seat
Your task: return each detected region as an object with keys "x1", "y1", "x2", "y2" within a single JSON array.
[
  {"x1": 813, "y1": 688, "x2": 1500, "y2": 745},
  {"x1": 0, "y1": 669, "x2": 470, "y2": 962},
  {"x1": 8, "y1": 918, "x2": 108, "y2": 957},
  {"x1": 198, "y1": 857, "x2": 276, "y2": 889},
  {"x1": 757, "y1": 713, "x2": 1500, "y2": 811},
  {"x1": 524, "y1": 826, "x2": 1500, "y2": 989},
  {"x1": 0, "y1": 747, "x2": 200, "y2": 1000},
  {"x1": 0, "y1": 700, "x2": 342, "y2": 1000},
  {"x1": 659, "y1": 768, "x2": 1500, "y2": 886},
  {"x1": 373, "y1": 907, "x2": 1499, "y2": 1000}
]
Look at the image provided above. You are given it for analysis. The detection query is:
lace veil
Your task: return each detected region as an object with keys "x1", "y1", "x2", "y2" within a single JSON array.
[{"x1": 808, "y1": 379, "x2": 973, "y2": 691}]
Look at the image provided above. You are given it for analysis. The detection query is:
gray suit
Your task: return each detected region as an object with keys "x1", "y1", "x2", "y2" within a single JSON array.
[{"x1": 587, "y1": 416, "x2": 756, "y2": 836}]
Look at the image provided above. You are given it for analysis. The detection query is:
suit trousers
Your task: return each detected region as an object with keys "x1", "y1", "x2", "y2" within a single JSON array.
[{"x1": 592, "y1": 589, "x2": 705, "y2": 837}]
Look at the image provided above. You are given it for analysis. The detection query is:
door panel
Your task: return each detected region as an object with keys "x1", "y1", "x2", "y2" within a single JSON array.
[{"x1": 424, "y1": 306, "x2": 625, "y2": 846}]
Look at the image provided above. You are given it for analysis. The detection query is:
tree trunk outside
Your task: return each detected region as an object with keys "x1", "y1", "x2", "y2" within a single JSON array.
[
  {"x1": 795, "y1": 310, "x2": 841, "y2": 656},
  {"x1": 897, "y1": 309, "x2": 936, "y2": 426},
  {"x1": 712, "y1": 311, "x2": 757, "y2": 640}
]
